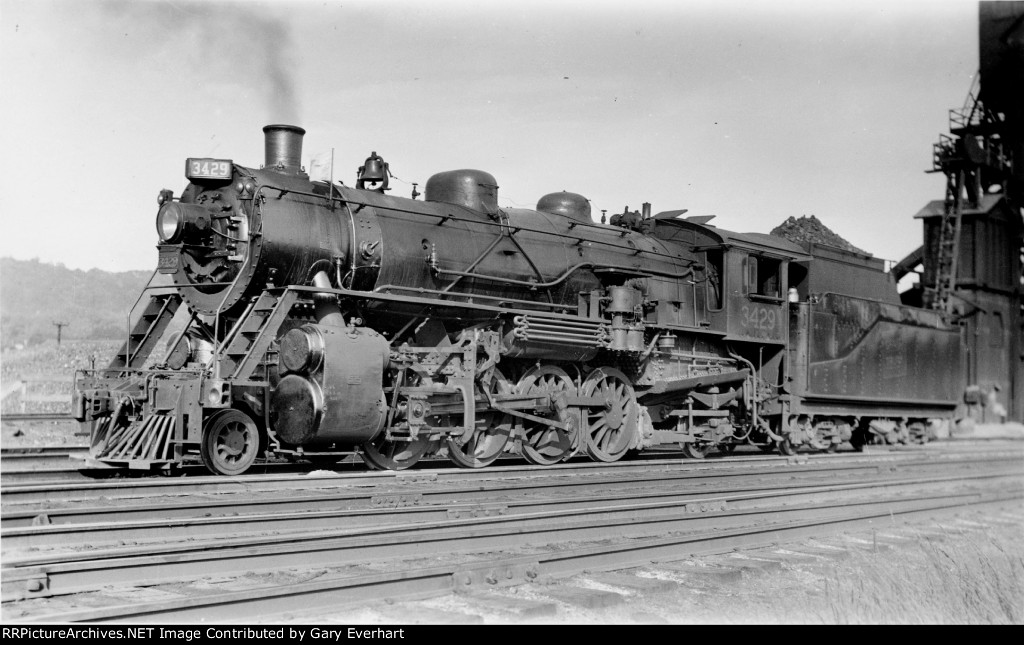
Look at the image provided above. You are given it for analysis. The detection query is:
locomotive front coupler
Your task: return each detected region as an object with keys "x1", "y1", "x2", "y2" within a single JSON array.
[{"x1": 72, "y1": 368, "x2": 153, "y2": 421}]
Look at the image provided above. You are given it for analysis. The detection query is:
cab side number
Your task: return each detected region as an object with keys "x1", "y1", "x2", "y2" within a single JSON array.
[{"x1": 741, "y1": 305, "x2": 777, "y2": 331}]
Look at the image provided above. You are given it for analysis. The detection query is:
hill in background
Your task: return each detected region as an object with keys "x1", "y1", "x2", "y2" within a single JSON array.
[{"x1": 1, "y1": 258, "x2": 150, "y2": 348}]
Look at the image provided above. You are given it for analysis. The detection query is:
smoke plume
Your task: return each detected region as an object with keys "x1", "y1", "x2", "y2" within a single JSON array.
[{"x1": 106, "y1": 0, "x2": 301, "y2": 123}]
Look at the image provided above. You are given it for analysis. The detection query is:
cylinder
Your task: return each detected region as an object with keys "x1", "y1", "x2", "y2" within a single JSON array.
[
  {"x1": 279, "y1": 326, "x2": 325, "y2": 374},
  {"x1": 270, "y1": 325, "x2": 389, "y2": 448},
  {"x1": 263, "y1": 124, "x2": 306, "y2": 174},
  {"x1": 270, "y1": 374, "x2": 324, "y2": 445}
]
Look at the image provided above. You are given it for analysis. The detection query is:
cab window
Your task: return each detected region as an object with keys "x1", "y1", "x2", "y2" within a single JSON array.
[
  {"x1": 747, "y1": 255, "x2": 782, "y2": 299},
  {"x1": 705, "y1": 249, "x2": 724, "y2": 310}
]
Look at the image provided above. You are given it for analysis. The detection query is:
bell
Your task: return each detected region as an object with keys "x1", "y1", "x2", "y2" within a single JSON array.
[
  {"x1": 356, "y1": 151, "x2": 390, "y2": 193},
  {"x1": 360, "y1": 151, "x2": 385, "y2": 183}
]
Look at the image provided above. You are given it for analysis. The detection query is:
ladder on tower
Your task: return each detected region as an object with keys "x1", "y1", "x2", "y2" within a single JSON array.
[
  {"x1": 108, "y1": 292, "x2": 182, "y2": 370},
  {"x1": 215, "y1": 289, "x2": 299, "y2": 382},
  {"x1": 926, "y1": 75, "x2": 997, "y2": 315},
  {"x1": 929, "y1": 169, "x2": 966, "y2": 313}
]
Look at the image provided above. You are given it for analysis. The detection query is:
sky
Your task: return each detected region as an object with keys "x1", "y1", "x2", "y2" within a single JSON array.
[{"x1": 0, "y1": 0, "x2": 980, "y2": 272}]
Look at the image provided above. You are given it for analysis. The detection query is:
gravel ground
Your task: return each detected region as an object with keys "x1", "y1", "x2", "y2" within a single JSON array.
[{"x1": 286, "y1": 505, "x2": 1024, "y2": 625}]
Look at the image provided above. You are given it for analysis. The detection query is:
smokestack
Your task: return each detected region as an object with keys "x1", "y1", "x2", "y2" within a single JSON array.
[{"x1": 263, "y1": 124, "x2": 306, "y2": 174}]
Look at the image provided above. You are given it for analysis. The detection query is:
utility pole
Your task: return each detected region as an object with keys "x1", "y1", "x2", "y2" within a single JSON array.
[{"x1": 53, "y1": 321, "x2": 69, "y2": 346}]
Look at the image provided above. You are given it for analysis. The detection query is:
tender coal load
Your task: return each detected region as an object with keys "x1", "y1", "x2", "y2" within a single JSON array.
[{"x1": 771, "y1": 215, "x2": 867, "y2": 255}]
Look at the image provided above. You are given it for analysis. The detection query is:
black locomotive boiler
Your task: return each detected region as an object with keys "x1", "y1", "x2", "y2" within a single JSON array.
[{"x1": 72, "y1": 125, "x2": 963, "y2": 475}]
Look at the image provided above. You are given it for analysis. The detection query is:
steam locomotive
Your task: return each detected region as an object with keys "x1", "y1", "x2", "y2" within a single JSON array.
[{"x1": 72, "y1": 125, "x2": 963, "y2": 475}]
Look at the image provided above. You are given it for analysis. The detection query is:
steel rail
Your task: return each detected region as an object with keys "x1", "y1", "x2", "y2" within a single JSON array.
[
  {"x1": 3, "y1": 452, "x2": 1019, "y2": 530},
  {"x1": 1, "y1": 446, "x2": 87, "y2": 455},
  {"x1": 0, "y1": 440, "x2": 912, "y2": 486},
  {"x1": 0, "y1": 447, "x2": 90, "y2": 483},
  {"x1": 3, "y1": 467, "x2": 1020, "y2": 552},
  {"x1": 2, "y1": 444, "x2": 1015, "y2": 509},
  {"x1": 1, "y1": 468, "x2": 120, "y2": 484},
  {"x1": 3, "y1": 446, "x2": 1020, "y2": 511},
  {"x1": 0, "y1": 437, "x2": 1016, "y2": 493},
  {"x1": 7, "y1": 488, "x2": 1021, "y2": 623},
  {"x1": 0, "y1": 460, "x2": 319, "y2": 485},
  {"x1": 0, "y1": 453, "x2": 88, "y2": 474},
  {"x1": 0, "y1": 413, "x2": 74, "y2": 422},
  {"x1": 3, "y1": 470, "x2": 1020, "y2": 602}
]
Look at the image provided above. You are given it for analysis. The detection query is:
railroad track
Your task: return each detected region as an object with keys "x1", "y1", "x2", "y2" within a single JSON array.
[
  {"x1": 0, "y1": 441, "x2": 1015, "y2": 501},
  {"x1": 0, "y1": 445, "x2": 365, "y2": 484},
  {"x1": 0, "y1": 438, "x2": 1012, "y2": 487},
  {"x1": 0, "y1": 413, "x2": 74, "y2": 422},
  {"x1": 2, "y1": 447, "x2": 1020, "y2": 530},
  {"x1": 1, "y1": 443, "x2": 1016, "y2": 488},
  {"x1": 3, "y1": 467, "x2": 1020, "y2": 553},
  {"x1": 2, "y1": 443, "x2": 1022, "y2": 622},
  {"x1": 0, "y1": 447, "x2": 89, "y2": 478}
]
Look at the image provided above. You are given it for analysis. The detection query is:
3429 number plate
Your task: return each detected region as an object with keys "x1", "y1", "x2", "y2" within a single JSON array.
[
  {"x1": 157, "y1": 253, "x2": 179, "y2": 273},
  {"x1": 186, "y1": 158, "x2": 232, "y2": 180}
]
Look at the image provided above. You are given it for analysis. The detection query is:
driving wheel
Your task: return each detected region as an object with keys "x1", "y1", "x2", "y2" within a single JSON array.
[
  {"x1": 517, "y1": 365, "x2": 579, "y2": 466},
  {"x1": 361, "y1": 432, "x2": 434, "y2": 471},
  {"x1": 581, "y1": 367, "x2": 637, "y2": 463},
  {"x1": 447, "y1": 370, "x2": 514, "y2": 468}
]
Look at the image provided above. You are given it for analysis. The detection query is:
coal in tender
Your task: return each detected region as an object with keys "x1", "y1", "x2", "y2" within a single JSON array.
[{"x1": 770, "y1": 215, "x2": 867, "y2": 255}]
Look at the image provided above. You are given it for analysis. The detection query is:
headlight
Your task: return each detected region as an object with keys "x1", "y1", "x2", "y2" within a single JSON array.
[
  {"x1": 156, "y1": 203, "x2": 209, "y2": 243},
  {"x1": 156, "y1": 204, "x2": 184, "y2": 243}
]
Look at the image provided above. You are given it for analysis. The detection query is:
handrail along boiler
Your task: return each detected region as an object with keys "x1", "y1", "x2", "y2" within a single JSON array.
[{"x1": 72, "y1": 125, "x2": 963, "y2": 475}]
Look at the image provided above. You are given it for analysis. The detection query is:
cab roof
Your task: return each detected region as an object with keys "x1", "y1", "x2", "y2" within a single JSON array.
[{"x1": 655, "y1": 217, "x2": 811, "y2": 260}]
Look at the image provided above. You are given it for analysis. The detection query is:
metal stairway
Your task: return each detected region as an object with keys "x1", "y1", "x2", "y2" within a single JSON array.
[
  {"x1": 217, "y1": 289, "x2": 298, "y2": 381},
  {"x1": 108, "y1": 292, "x2": 182, "y2": 369}
]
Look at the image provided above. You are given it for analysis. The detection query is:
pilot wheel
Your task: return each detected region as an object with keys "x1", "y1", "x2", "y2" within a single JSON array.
[{"x1": 200, "y1": 409, "x2": 261, "y2": 476}]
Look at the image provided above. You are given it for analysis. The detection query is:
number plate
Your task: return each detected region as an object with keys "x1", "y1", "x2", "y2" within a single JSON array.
[
  {"x1": 185, "y1": 158, "x2": 232, "y2": 180},
  {"x1": 157, "y1": 252, "x2": 179, "y2": 273}
]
